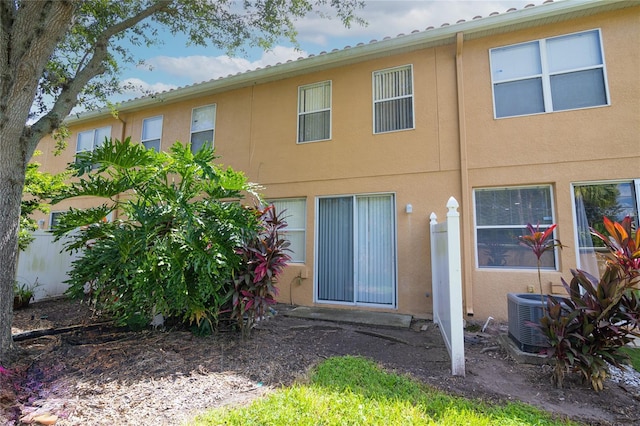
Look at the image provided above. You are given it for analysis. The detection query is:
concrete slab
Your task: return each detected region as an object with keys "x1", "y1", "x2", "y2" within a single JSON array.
[
  {"x1": 497, "y1": 334, "x2": 550, "y2": 365},
  {"x1": 283, "y1": 306, "x2": 412, "y2": 329}
]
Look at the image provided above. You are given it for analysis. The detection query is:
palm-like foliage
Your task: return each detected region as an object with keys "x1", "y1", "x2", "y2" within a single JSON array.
[{"x1": 54, "y1": 138, "x2": 261, "y2": 329}]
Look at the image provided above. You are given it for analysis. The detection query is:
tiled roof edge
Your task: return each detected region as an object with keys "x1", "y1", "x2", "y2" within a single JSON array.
[{"x1": 65, "y1": 0, "x2": 631, "y2": 124}]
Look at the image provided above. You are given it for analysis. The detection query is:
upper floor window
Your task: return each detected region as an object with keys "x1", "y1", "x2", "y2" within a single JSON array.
[
  {"x1": 298, "y1": 81, "x2": 331, "y2": 143},
  {"x1": 76, "y1": 126, "x2": 111, "y2": 155},
  {"x1": 490, "y1": 29, "x2": 608, "y2": 118},
  {"x1": 474, "y1": 185, "x2": 557, "y2": 269},
  {"x1": 267, "y1": 198, "x2": 306, "y2": 263},
  {"x1": 373, "y1": 65, "x2": 414, "y2": 134},
  {"x1": 191, "y1": 104, "x2": 216, "y2": 153},
  {"x1": 141, "y1": 116, "x2": 162, "y2": 151}
]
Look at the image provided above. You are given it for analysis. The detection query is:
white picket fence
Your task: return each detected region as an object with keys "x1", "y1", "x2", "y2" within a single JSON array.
[
  {"x1": 16, "y1": 231, "x2": 79, "y2": 301},
  {"x1": 430, "y1": 197, "x2": 465, "y2": 376}
]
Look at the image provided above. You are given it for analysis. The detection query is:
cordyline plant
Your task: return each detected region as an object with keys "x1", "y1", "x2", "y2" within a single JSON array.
[
  {"x1": 591, "y1": 216, "x2": 640, "y2": 284},
  {"x1": 230, "y1": 205, "x2": 291, "y2": 339},
  {"x1": 537, "y1": 217, "x2": 640, "y2": 391},
  {"x1": 518, "y1": 223, "x2": 564, "y2": 312}
]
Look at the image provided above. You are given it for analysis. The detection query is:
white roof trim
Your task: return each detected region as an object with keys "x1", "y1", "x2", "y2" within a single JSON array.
[{"x1": 65, "y1": 0, "x2": 634, "y2": 124}]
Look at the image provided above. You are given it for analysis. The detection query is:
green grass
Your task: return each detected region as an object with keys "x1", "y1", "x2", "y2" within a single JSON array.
[
  {"x1": 191, "y1": 356, "x2": 577, "y2": 426},
  {"x1": 621, "y1": 347, "x2": 640, "y2": 372}
]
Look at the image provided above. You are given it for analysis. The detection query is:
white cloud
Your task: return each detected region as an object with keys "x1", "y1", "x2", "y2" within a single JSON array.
[
  {"x1": 143, "y1": 46, "x2": 307, "y2": 85},
  {"x1": 120, "y1": 78, "x2": 178, "y2": 97},
  {"x1": 294, "y1": 0, "x2": 546, "y2": 46},
  {"x1": 117, "y1": 0, "x2": 562, "y2": 98}
]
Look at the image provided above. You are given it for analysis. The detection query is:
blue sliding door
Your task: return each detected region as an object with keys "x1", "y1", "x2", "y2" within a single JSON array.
[{"x1": 317, "y1": 194, "x2": 396, "y2": 306}]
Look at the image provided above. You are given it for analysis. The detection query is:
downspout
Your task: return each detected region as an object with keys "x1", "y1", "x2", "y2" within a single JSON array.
[
  {"x1": 113, "y1": 114, "x2": 127, "y2": 221},
  {"x1": 455, "y1": 32, "x2": 474, "y2": 316}
]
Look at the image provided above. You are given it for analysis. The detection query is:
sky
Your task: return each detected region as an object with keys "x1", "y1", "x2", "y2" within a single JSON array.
[{"x1": 117, "y1": 0, "x2": 561, "y2": 100}]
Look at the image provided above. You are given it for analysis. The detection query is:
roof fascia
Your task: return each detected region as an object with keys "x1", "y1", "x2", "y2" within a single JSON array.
[{"x1": 64, "y1": 0, "x2": 632, "y2": 125}]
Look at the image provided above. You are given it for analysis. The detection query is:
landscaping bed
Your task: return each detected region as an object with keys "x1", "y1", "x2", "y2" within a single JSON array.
[{"x1": 4, "y1": 298, "x2": 640, "y2": 425}]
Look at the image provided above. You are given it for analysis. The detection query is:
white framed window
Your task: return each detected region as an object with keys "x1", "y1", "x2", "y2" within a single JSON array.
[
  {"x1": 141, "y1": 116, "x2": 163, "y2": 151},
  {"x1": 373, "y1": 65, "x2": 414, "y2": 134},
  {"x1": 490, "y1": 29, "x2": 609, "y2": 118},
  {"x1": 268, "y1": 198, "x2": 306, "y2": 263},
  {"x1": 190, "y1": 104, "x2": 216, "y2": 153},
  {"x1": 76, "y1": 126, "x2": 111, "y2": 155},
  {"x1": 572, "y1": 179, "x2": 639, "y2": 277},
  {"x1": 297, "y1": 81, "x2": 331, "y2": 143},
  {"x1": 474, "y1": 185, "x2": 557, "y2": 269}
]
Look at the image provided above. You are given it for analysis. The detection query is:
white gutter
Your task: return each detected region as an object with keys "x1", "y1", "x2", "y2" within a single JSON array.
[{"x1": 65, "y1": 0, "x2": 633, "y2": 125}]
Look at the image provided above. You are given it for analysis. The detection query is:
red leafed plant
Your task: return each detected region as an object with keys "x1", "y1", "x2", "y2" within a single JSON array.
[
  {"x1": 518, "y1": 223, "x2": 564, "y2": 311},
  {"x1": 535, "y1": 216, "x2": 640, "y2": 391},
  {"x1": 590, "y1": 216, "x2": 640, "y2": 284},
  {"x1": 230, "y1": 205, "x2": 291, "y2": 338}
]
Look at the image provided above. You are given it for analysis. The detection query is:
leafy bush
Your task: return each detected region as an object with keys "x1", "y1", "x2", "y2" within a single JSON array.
[
  {"x1": 19, "y1": 151, "x2": 69, "y2": 250},
  {"x1": 54, "y1": 138, "x2": 262, "y2": 330},
  {"x1": 538, "y1": 217, "x2": 640, "y2": 390},
  {"x1": 230, "y1": 205, "x2": 291, "y2": 338}
]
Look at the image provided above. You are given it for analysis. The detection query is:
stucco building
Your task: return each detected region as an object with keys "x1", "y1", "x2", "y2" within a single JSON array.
[{"x1": 34, "y1": 0, "x2": 640, "y2": 321}]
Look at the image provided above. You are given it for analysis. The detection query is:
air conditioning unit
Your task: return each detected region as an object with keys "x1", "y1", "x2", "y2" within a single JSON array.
[{"x1": 507, "y1": 293, "x2": 550, "y2": 353}]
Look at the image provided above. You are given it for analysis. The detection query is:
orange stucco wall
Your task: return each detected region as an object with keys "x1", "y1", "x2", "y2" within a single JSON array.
[
  {"x1": 34, "y1": 5, "x2": 640, "y2": 321},
  {"x1": 459, "y1": 7, "x2": 640, "y2": 320}
]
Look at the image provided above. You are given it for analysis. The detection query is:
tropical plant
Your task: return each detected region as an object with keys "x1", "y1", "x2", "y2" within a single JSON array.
[
  {"x1": 53, "y1": 138, "x2": 262, "y2": 331},
  {"x1": 537, "y1": 217, "x2": 640, "y2": 391},
  {"x1": 0, "y1": 0, "x2": 362, "y2": 362},
  {"x1": 12, "y1": 281, "x2": 38, "y2": 310},
  {"x1": 230, "y1": 205, "x2": 291, "y2": 338},
  {"x1": 518, "y1": 223, "x2": 564, "y2": 311},
  {"x1": 590, "y1": 216, "x2": 640, "y2": 282},
  {"x1": 19, "y1": 152, "x2": 69, "y2": 251}
]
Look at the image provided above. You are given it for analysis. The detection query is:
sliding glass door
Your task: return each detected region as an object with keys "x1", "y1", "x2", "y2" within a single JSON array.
[{"x1": 316, "y1": 194, "x2": 396, "y2": 306}]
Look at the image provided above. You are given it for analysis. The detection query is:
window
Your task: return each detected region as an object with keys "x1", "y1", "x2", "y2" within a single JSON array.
[
  {"x1": 316, "y1": 194, "x2": 396, "y2": 306},
  {"x1": 298, "y1": 81, "x2": 331, "y2": 143},
  {"x1": 474, "y1": 186, "x2": 557, "y2": 269},
  {"x1": 373, "y1": 65, "x2": 414, "y2": 133},
  {"x1": 141, "y1": 116, "x2": 162, "y2": 151},
  {"x1": 268, "y1": 198, "x2": 306, "y2": 263},
  {"x1": 76, "y1": 126, "x2": 111, "y2": 156},
  {"x1": 190, "y1": 105, "x2": 216, "y2": 153},
  {"x1": 49, "y1": 211, "x2": 64, "y2": 230},
  {"x1": 490, "y1": 29, "x2": 608, "y2": 118},
  {"x1": 573, "y1": 180, "x2": 639, "y2": 277}
]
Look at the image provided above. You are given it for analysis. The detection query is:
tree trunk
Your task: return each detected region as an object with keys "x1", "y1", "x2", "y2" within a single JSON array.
[
  {"x1": 0, "y1": 141, "x2": 25, "y2": 362},
  {"x1": 0, "y1": 0, "x2": 76, "y2": 363}
]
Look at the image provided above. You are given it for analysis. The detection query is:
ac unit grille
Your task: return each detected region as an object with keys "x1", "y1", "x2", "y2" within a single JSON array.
[{"x1": 507, "y1": 293, "x2": 550, "y2": 353}]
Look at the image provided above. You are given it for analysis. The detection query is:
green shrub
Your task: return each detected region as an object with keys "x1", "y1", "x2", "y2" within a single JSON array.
[{"x1": 54, "y1": 138, "x2": 261, "y2": 330}]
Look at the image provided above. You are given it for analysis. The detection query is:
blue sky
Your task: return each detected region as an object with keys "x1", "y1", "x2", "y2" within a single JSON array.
[{"x1": 117, "y1": 0, "x2": 560, "y2": 100}]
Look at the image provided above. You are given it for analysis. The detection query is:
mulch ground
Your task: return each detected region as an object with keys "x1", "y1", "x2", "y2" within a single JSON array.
[{"x1": 3, "y1": 298, "x2": 640, "y2": 425}]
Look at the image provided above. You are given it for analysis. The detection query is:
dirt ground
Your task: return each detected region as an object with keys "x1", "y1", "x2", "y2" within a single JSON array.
[{"x1": 3, "y1": 298, "x2": 640, "y2": 425}]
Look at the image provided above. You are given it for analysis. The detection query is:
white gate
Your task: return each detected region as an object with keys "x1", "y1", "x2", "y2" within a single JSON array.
[{"x1": 430, "y1": 197, "x2": 465, "y2": 376}]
